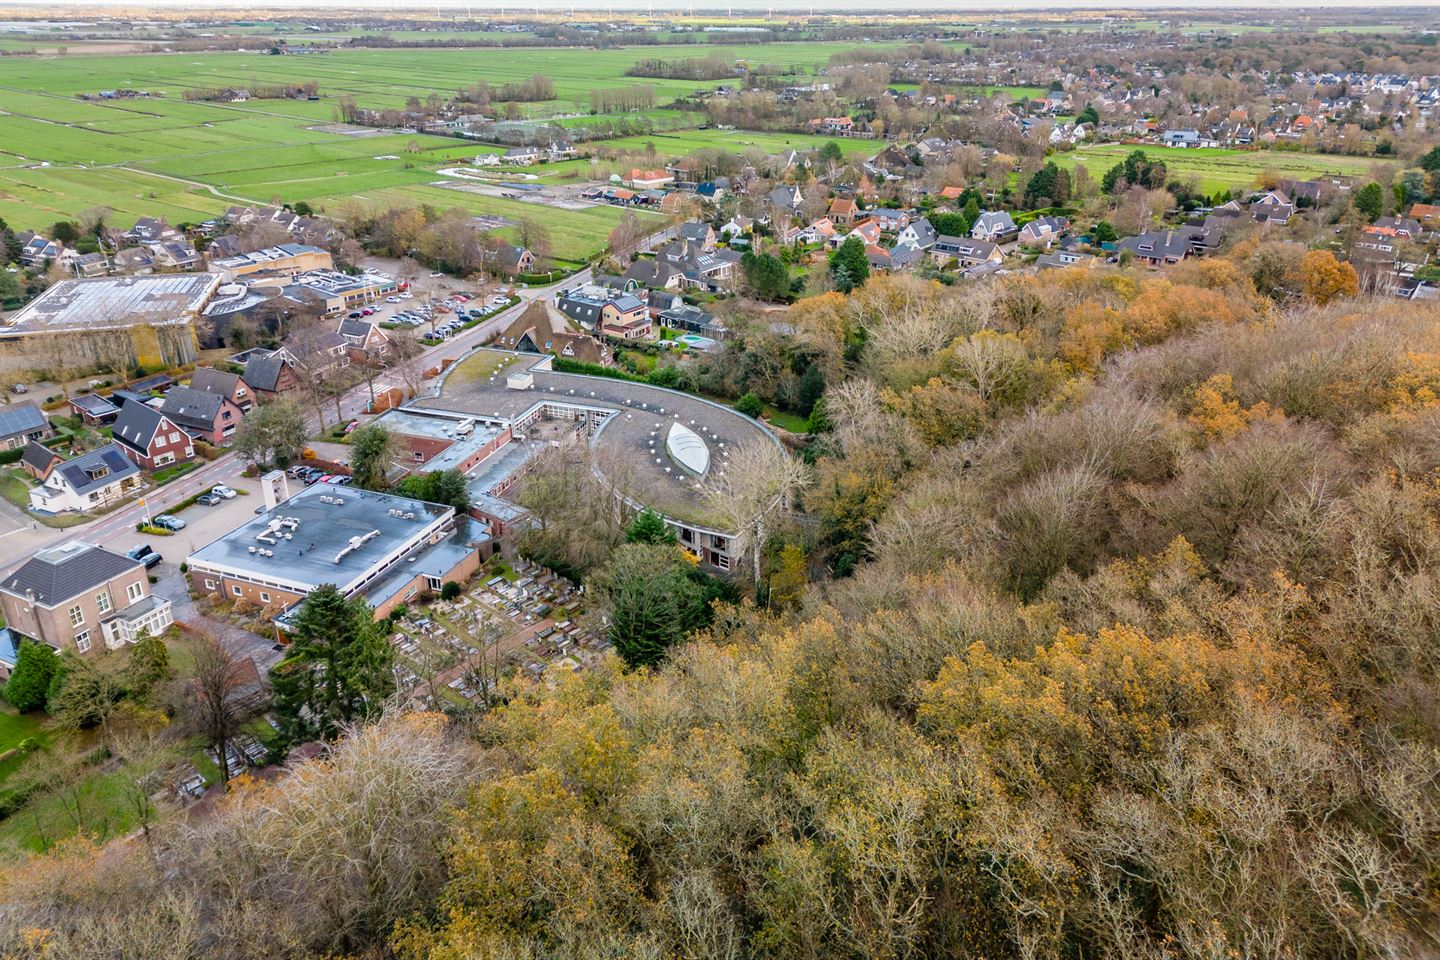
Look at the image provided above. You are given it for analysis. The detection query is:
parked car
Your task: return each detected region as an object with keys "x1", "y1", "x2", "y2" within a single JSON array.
[
  {"x1": 127, "y1": 544, "x2": 162, "y2": 569},
  {"x1": 347, "y1": 311, "x2": 363, "y2": 319},
  {"x1": 154, "y1": 515, "x2": 185, "y2": 531},
  {"x1": 333, "y1": 476, "x2": 354, "y2": 486},
  {"x1": 429, "y1": 271, "x2": 445, "y2": 278},
  {"x1": 211, "y1": 484, "x2": 237, "y2": 499},
  {"x1": 196, "y1": 493, "x2": 222, "y2": 507},
  {"x1": 385, "y1": 296, "x2": 401, "y2": 303},
  {"x1": 287, "y1": 464, "x2": 312, "y2": 478},
  {"x1": 399, "y1": 292, "x2": 413, "y2": 299},
  {"x1": 10, "y1": 384, "x2": 27, "y2": 394}
]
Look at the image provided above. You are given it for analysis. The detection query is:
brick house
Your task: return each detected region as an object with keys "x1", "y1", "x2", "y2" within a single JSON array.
[
  {"x1": 243, "y1": 351, "x2": 302, "y2": 398},
  {"x1": 112, "y1": 401, "x2": 195, "y2": 469},
  {"x1": 159, "y1": 386, "x2": 244, "y2": 445},
  {"x1": 337, "y1": 319, "x2": 393, "y2": 362},
  {"x1": 189, "y1": 367, "x2": 255, "y2": 413},
  {"x1": 0, "y1": 541, "x2": 173, "y2": 656},
  {"x1": 19, "y1": 441, "x2": 62, "y2": 481}
]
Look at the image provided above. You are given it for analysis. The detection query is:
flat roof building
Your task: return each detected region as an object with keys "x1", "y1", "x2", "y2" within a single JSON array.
[
  {"x1": 412, "y1": 349, "x2": 780, "y2": 571},
  {"x1": 186, "y1": 480, "x2": 491, "y2": 622},
  {"x1": 209, "y1": 243, "x2": 334, "y2": 280}
]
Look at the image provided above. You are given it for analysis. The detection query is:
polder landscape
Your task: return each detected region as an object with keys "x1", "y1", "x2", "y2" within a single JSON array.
[
  {"x1": 0, "y1": 36, "x2": 1393, "y2": 261},
  {"x1": 0, "y1": 43, "x2": 896, "y2": 260}
]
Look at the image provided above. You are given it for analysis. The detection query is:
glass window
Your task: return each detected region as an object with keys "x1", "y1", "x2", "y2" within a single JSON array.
[
  {"x1": 95, "y1": 592, "x2": 111, "y2": 614},
  {"x1": 260, "y1": 592, "x2": 270, "y2": 603},
  {"x1": 68, "y1": 604, "x2": 84, "y2": 627},
  {"x1": 75, "y1": 631, "x2": 91, "y2": 653},
  {"x1": 204, "y1": 579, "x2": 215, "y2": 590},
  {"x1": 127, "y1": 581, "x2": 143, "y2": 602},
  {"x1": 232, "y1": 585, "x2": 243, "y2": 597}
]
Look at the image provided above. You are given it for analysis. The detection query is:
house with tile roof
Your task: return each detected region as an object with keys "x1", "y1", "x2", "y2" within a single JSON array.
[
  {"x1": 159, "y1": 386, "x2": 243, "y2": 445},
  {"x1": 828, "y1": 197, "x2": 858, "y2": 224},
  {"x1": 338, "y1": 318, "x2": 393, "y2": 362},
  {"x1": 242, "y1": 351, "x2": 302, "y2": 397},
  {"x1": 624, "y1": 258, "x2": 686, "y2": 291},
  {"x1": 19, "y1": 441, "x2": 62, "y2": 481},
  {"x1": 624, "y1": 168, "x2": 674, "y2": 189},
  {"x1": 0, "y1": 541, "x2": 171, "y2": 656},
  {"x1": 189, "y1": 367, "x2": 255, "y2": 413},
  {"x1": 27, "y1": 443, "x2": 141, "y2": 514},
  {"x1": 1117, "y1": 229, "x2": 1197, "y2": 266},
  {"x1": 1018, "y1": 216, "x2": 1069, "y2": 248},
  {"x1": 971, "y1": 211, "x2": 1019, "y2": 242},
  {"x1": 112, "y1": 401, "x2": 194, "y2": 470},
  {"x1": 932, "y1": 236, "x2": 1003, "y2": 268}
]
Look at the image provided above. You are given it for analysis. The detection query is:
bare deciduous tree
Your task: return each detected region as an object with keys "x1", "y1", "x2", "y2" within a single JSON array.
[
  {"x1": 702, "y1": 438, "x2": 809, "y2": 597},
  {"x1": 184, "y1": 634, "x2": 261, "y2": 789}
]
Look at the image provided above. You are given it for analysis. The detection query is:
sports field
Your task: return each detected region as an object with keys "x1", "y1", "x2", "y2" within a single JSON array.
[
  {"x1": 1053, "y1": 143, "x2": 1394, "y2": 194},
  {"x1": 0, "y1": 41, "x2": 904, "y2": 257}
]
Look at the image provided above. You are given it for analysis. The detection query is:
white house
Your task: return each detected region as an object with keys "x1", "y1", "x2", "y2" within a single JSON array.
[
  {"x1": 971, "y1": 211, "x2": 1018, "y2": 242},
  {"x1": 28, "y1": 444, "x2": 142, "y2": 514}
]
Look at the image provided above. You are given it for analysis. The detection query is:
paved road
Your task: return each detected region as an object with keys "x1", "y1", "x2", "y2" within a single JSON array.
[{"x1": 0, "y1": 222, "x2": 683, "y2": 658}]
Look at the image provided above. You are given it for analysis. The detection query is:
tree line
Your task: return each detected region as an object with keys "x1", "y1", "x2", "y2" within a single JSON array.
[
  {"x1": 180, "y1": 81, "x2": 318, "y2": 101},
  {"x1": 625, "y1": 52, "x2": 736, "y2": 81}
]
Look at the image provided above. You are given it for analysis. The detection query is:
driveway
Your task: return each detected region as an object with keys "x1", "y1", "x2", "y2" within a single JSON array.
[{"x1": 152, "y1": 563, "x2": 282, "y2": 671}]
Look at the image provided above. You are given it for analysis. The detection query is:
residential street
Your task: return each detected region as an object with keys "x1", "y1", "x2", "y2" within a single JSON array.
[{"x1": 0, "y1": 222, "x2": 684, "y2": 660}]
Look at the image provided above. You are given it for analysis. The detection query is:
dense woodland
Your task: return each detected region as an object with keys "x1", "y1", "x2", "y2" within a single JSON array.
[{"x1": 4, "y1": 219, "x2": 1440, "y2": 957}]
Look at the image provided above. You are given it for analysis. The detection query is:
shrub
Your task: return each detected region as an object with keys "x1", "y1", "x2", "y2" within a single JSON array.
[
  {"x1": 3, "y1": 641, "x2": 59, "y2": 712},
  {"x1": 735, "y1": 393, "x2": 765, "y2": 418},
  {"x1": 440, "y1": 581, "x2": 462, "y2": 601}
]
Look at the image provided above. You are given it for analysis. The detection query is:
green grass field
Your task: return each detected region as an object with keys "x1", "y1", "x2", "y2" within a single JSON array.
[
  {"x1": 1054, "y1": 143, "x2": 1394, "y2": 194},
  {"x1": 0, "y1": 41, "x2": 903, "y2": 256}
]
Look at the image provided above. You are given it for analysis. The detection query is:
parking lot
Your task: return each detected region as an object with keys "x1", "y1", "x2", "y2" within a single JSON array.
[
  {"x1": 350, "y1": 287, "x2": 516, "y2": 342},
  {"x1": 104, "y1": 476, "x2": 262, "y2": 565}
]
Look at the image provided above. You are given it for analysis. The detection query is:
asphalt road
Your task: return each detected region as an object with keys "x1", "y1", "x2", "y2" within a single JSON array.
[{"x1": 0, "y1": 219, "x2": 687, "y2": 591}]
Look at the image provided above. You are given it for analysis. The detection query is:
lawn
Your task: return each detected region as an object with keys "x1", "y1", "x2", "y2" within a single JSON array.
[
  {"x1": 0, "y1": 630, "x2": 237, "y2": 861},
  {"x1": 0, "y1": 706, "x2": 49, "y2": 758},
  {"x1": 762, "y1": 406, "x2": 811, "y2": 434},
  {"x1": 1053, "y1": 143, "x2": 1394, "y2": 194}
]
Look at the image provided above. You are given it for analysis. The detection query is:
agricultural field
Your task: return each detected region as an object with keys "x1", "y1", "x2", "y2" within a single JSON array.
[
  {"x1": 0, "y1": 165, "x2": 231, "y2": 228},
  {"x1": 0, "y1": 40, "x2": 900, "y2": 256},
  {"x1": 1053, "y1": 143, "x2": 1395, "y2": 194},
  {"x1": 590, "y1": 128, "x2": 878, "y2": 160}
]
